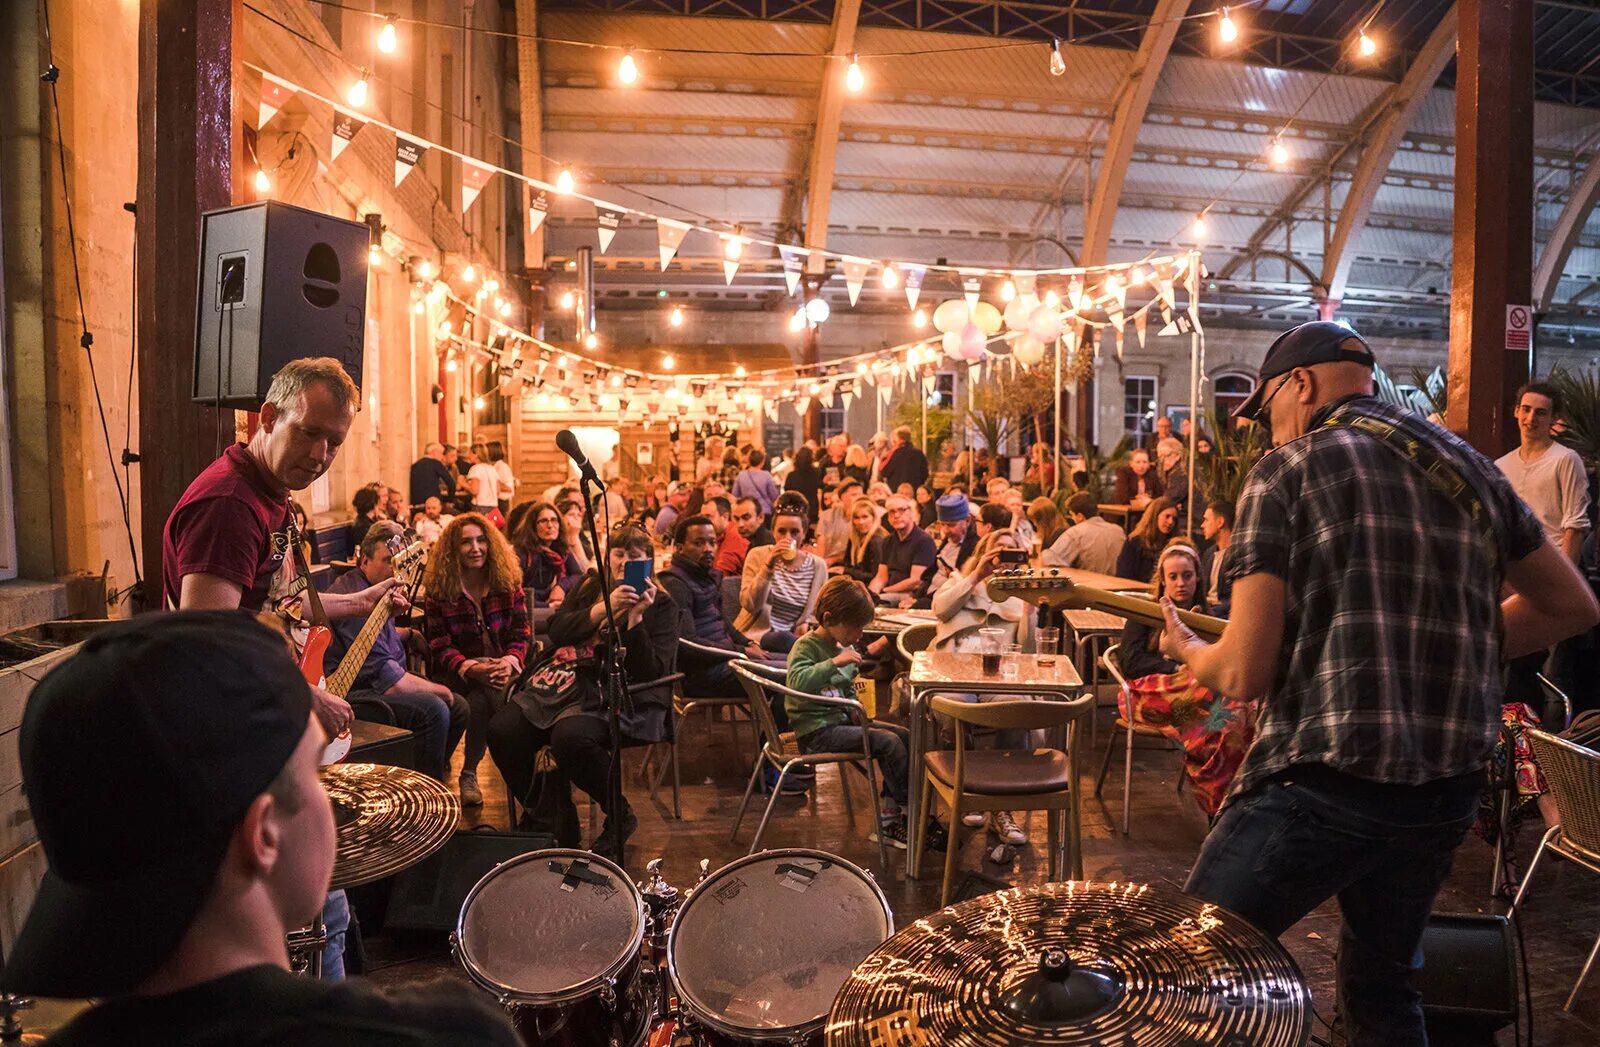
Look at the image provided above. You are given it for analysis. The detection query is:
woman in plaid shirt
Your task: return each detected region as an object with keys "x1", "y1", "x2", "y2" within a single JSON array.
[{"x1": 423, "y1": 513, "x2": 530, "y2": 808}]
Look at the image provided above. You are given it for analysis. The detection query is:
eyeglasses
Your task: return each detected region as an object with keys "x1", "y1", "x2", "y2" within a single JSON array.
[{"x1": 1251, "y1": 372, "x2": 1296, "y2": 422}]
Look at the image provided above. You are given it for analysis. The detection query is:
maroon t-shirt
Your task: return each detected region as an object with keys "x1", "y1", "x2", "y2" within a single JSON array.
[{"x1": 162, "y1": 445, "x2": 293, "y2": 611}]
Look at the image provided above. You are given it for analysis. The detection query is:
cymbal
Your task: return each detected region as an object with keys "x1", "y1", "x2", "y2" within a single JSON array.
[
  {"x1": 826, "y1": 881, "x2": 1311, "y2": 1047},
  {"x1": 320, "y1": 762, "x2": 459, "y2": 890}
]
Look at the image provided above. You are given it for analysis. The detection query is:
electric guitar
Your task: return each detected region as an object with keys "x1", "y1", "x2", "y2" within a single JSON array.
[
  {"x1": 985, "y1": 566, "x2": 1228, "y2": 641},
  {"x1": 323, "y1": 535, "x2": 427, "y2": 699}
]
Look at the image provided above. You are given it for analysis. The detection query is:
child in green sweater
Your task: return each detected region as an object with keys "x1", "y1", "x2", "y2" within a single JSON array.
[{"x1": 786, "y1": 577, "x2": 944, "y2": 851}]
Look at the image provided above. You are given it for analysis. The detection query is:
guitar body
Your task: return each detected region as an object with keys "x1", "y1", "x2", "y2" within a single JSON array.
[{"x1": 295, "y1": 624, "x2": 352, "y2": 765}]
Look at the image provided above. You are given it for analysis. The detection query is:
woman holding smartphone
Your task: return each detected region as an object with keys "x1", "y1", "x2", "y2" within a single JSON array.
[
  {"x1": 736, "y1": 503, "x2": 827, "y2": 654},
  {"x1": 487, "y1": 524, "x2": 677, "y2": 860}
]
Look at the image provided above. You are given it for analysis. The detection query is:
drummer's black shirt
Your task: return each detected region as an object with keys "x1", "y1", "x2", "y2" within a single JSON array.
[{"x1": 45, "y1": 964, "x2": 520, "y2": 1047}]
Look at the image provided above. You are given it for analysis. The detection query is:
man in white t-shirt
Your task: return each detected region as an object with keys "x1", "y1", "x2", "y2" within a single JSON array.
[
  {"x1": 467, "y1": 451, "x2": 500, "y2": 517},
  {"x1": 1495, "y1": 382, "x2": 1590, "y2": 561}
]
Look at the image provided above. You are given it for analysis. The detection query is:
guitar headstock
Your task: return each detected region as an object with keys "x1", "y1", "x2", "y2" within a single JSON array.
[
  {"x1": 984, "y1": 567, "x2": 1089, "y2": 609},
  {"x1": 389, "y1": 531, "x2": 427, "y2": 580}
]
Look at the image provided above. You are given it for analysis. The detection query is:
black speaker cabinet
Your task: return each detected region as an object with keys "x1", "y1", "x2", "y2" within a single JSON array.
[
  {"x1": 1418, "y1": 913, "x2": 1517, "y2": 1034},
  {"x1": 384, "y1": 829, "x2": 557, "y2": 933},
  {"x1": 193, "y1": 200, "x2": 368, "y2": 408}
]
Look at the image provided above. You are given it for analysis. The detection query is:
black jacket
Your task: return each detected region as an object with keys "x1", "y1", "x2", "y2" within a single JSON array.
[{"x1": 548, "y1": 571, "x2": 678, "y2": 742}]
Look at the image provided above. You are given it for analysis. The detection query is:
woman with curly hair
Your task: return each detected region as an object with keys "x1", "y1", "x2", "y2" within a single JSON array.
[{"x1": 423, "y1": 512, "x2": 530, "y2": 807}]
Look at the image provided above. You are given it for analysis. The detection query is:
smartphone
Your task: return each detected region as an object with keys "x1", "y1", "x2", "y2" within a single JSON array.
[
  {"x1": 998, "y1": 548, "x2": 1029, "y2": 565},
  {"x1": 622, "y1": 558, "x2": 653, "y2": 592}
]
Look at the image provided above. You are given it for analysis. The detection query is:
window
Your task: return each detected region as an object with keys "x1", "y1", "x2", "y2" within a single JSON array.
[
  {"x1": 1212, "y1": 372, "x2": 1256, "y2": 423},
  {"x1": 820, "y1": 393, "x2": 846, "y2": 439},
  {"x1": 1123, "y1": 375, "x2": 1158, "y2": 440},
  {"x1": 927, "y1": 371, "x2": 955, "y2": 409}
]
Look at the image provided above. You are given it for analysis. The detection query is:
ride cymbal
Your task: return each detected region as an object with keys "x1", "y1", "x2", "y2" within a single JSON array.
[
  {"x1": 320, "y1": 762, "x2": 459, "y2": 889},
  {"x1": 826, "y1": 880, "x2": 1310, "y2": 1047}
]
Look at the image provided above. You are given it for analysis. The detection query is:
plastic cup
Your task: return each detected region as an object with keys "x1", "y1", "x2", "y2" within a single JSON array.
[
  {"x1": 1036, "y1": 627, "x2": 1060, "y2": 667},
  {"x1": 1001, "y1": 643, "x2": 1023, "y2": 680}
]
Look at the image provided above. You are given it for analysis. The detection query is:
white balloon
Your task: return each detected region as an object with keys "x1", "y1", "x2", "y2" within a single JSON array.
[
  {"x1": 1003, "y1": 296, "x2": 1034, "y2": 332},
  {"x1": 1027, "y1": 303, "x2": 1063, "y2": 343},
  {"x1": 1013, "y1": 333, "x2": 1047, "y2": 366},
  {"x1": 942, "y1": 330, "x2": 965, "y2": 358},
  {"x1": 932, "y1": 299, "x2": 969, "y2": 334},
  {"x1": 971, "y1": 301, "x2": 1003, "y2": 336}
]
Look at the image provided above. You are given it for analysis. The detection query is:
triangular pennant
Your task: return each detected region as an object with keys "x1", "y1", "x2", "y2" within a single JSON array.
[
  {"x1": 656, "y1": 218, "x2": 690, "y2": 270},
  {"x1": 259, "y1": 71, "x2": 295, "y2": 129},
  {"x1": 842, "y1": 257, "x2": 869, "y2": 307},
  {"x1": 1135, "y1": 309, "x2": 1148, "y2": 348},
  {"x1": 1115, "y1": 326, "x2": 1126, "y2": 362},
  {"x1": 963, "y1": 276, "x2": 981, "y2": 311},
  {"x1": 394, "y1": 134, "x2": 429, "y2": 186},
  {"x1": 778, "y1": 245, "x2": 806, "y2": 295},
  {"x1": 527, "y1": 187, "x2": 550, "y2": 237},
  {"x1": 1067, "y1": 278, "x2": 1083, "y2": 313},
  {"x1": 723, "y1": 256, "x2": 740, "y2": 285},
  {"x1": 902, "y1": 265, "x2": 926, "y2": 309},
  {"x1": 330, "y1": 107, "x2": 365, "y2": 161},
  {"x1": 1109, "y1": 307, "x2": 1125, "y2": 334},
  {"x1": 1014, "y1": 273, "x2": 1037, "y2": 297},
  {"x1": 1158, "y1": 275, "x2": 1176, "y2": 311},
  {"x1": 1157, "y1": 311, "x2": 1197, "y2": 337},
  {"x1": 460, "y1": 158, "x2": 495, "y2": 213},
  {"x1": 878, "y1": 381, "x2": 893, "y2": 407},
  {"x1": 596, "y1": 207, "x2": 622, "y2": 252}
]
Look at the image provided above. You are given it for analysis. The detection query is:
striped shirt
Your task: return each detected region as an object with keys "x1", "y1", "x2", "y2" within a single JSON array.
[
  {"x1": 767, "y1": 556, "x2": 819, "y2": 632},
  {"x1": 1224, "y1": 395, "x2": 1545, "y2": 804}
]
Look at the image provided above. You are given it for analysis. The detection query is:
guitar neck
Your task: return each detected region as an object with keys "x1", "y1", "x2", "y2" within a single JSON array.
[
  {"x1": 1074, "y1": 586, "x2": 1227, "y2": 641},
  {"x1": 326, "y1": 591, "x2": 396, "y2": 697}
]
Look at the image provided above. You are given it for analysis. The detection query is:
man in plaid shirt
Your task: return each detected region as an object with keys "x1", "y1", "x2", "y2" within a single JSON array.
[{"x1": 1161, "y1": 321, "x2": 1598, "y2": 1045}]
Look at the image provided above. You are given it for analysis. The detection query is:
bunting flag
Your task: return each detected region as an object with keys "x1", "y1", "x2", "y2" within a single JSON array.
[
  {"x1": 963, "y1": 276, "x2": 982, "y2": 311},
  {"x1": 902, "y1": 265, "x2": 926, "y2": 309},
  {"x1": 842, "y1": 257, "x2": 870, "y2": 307},
  {"x1": 1109, "y1": 306, "x2": 1125, "y2": 334},
  {"x1": 259, "y1": 71, "x2": 296, "y2": 129},
  {"x1": 722, "y1": 253, "x2": 740, "y2": 285},
  {"x1": 460, "y1": 158, "x2": 495, "y2": 213},
  {"x1": 394, "y1": 134, "x2": 429, "y2": 186},
  {"x1": 527, "y1": 187, "x2": 550, "y2": 237},
  {"x1": 1135, "y1": 309, "x2": 1149, "y2": 348},
  {"x1": 778, "y1": 245, "x2": 806, "y2": 295},
  {"x1": 656, "y1": 218, "x2": 690, "y2": 270},
  {"x1": 1067, "y1": 278, "x2": 1083, "y2": 312},
  {"x1": 330, "y1": 107, "x2": 365, "y2": 161},
  {"x1": 1014, "y1": 273, "x2": 1037, "y2": 298},
  {"x1": 596, "y1": 207, "x2": 623, "y2": 252},
  {"x1": 1158, "y1": 311, "x2": 1197, "y2": 337},
  {"x1": 878, "y1": 380, "x2": 894, "y2": 407}
]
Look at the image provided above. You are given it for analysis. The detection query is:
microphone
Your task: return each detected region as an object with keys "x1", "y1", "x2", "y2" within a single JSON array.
[{"x1": 556, "y1": 429, "x2": 605, "y2": 491}]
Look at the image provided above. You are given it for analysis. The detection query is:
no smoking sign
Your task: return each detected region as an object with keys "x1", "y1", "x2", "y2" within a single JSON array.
[{"x1": 1505, "y1": 304, "x2": 1531, "y2": 351}]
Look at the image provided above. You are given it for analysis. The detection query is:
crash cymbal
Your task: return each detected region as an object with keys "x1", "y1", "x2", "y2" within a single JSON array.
[
  {"x1": 826, "y1": 880, "x2": 1311, "y2": 1047},
  {"x1": 320, "y1": 762, "x2": 459, "y2": 890}
]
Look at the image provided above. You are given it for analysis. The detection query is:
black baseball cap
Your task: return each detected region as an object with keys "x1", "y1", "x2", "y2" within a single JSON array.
[
  {"x1": 2, "y1": 611, "x2": 314, "y2": 998},
  {"x1": 1232, "y1": 320, "x2": 1376, "y2": 421}
]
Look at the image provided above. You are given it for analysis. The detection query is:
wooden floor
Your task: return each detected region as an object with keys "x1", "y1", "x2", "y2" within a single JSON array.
[{"x1": 367, "y1": 701, "x2": 1600, "y2": 1046}]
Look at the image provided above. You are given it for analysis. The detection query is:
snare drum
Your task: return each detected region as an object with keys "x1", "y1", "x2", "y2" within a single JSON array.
[
  {"x1": 667, "y1": 849, "x2": 892, "y2": 1046},
  {"x1": 454, "y1": 849, "x2": 653, "y2": 1047}
]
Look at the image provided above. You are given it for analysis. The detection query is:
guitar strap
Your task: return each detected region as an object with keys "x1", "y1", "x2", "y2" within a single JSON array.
[{"x1": 289, "y1": 523, "x2": 331, "y2": 628}]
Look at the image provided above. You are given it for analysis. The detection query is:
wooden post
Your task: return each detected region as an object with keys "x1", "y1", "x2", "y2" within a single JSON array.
[
  {"x1": 136, "y1": 0, "x2": 242, "y2": 606},
  {"x1": 1446, "y1": 0, "x2": 1534, "y2": 455}
]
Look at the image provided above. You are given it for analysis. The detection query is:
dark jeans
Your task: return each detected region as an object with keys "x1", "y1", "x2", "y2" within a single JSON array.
[
  {"x1": 486, "y1": 708, "x2": 627, "y2": 830},
  {"x1": 1184, "y1": 767, "x2": 1480, "y2": 1047},
  {"x1": 798, "y1": 723, "x2": 911, "y2": 811},
  {"x1": 348, "y1": 686, "x2": 469, "y2": 782},
  {"x1": 759, "y1": 629, "x2": 798, "y2": 654}
]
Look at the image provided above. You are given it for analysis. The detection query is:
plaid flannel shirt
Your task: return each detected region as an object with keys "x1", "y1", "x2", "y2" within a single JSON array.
[
  {"x1": 425, "y1": 587, "x2": 531, "y2": 679},
  {"x1": 1224, "y1": 394, "x2": 1545, "y2": 804}
]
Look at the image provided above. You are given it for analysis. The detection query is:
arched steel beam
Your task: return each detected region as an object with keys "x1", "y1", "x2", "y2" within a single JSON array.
[
  {"x1": 1230, "y1": 248, "x2": 1321, "y2": 286},
  {"x1": 1534, "y1": 158, "x2": 1600, "y2": 311},
  {"x1": 1079, "y1": 0, "x2": 1190, "y2": 268},
  {"x1": 800, "y1": 0, "x2": 862, "y2": 274},
  {"x1": 1322, "y1": 6, "x2": 1459, "y2": 303}
]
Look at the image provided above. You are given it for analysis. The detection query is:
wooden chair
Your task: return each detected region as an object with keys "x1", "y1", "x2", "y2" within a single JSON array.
[
  {"x1": 649, "y1": 638, "x2": 756, "y2": 818},
  {"x1": 916, "y1": 693, "x2": 1094, "y2": 907},
  {"x1": 1508, "y1": 729, "x2": 1600, "y2": 1012},
  {"x1": 730, "y1": 662, "x2": 890, "y2": 874},
  {"x1": 1092, "y1": 643, "x2": 1184, "y2": 836}
]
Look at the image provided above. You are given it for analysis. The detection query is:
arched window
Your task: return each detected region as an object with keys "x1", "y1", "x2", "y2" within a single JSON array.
[{"x1": 1212, "y1": 372, "x2": 1256, "y2": 424}]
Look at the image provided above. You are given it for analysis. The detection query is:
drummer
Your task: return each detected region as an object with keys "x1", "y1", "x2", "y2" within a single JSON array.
[{"x1": 1, "y1": 612, "x2": 520, "y2": 1046}]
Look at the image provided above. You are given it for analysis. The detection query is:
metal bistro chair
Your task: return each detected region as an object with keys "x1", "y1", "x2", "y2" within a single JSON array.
[
  {"x1": 1093, "y1": 643, "x2": 1185, "y2": 836},
  {"x1": 896, "y1": 622, "x2": 936, "y2": 665},
  {"x1": 649, "y1": 638, "x2": 758, "y2": 819},
  {"x1": 730, "y1": 662, "x2": 890, "y2": 874},
  {"x1": 917, "y1": 693, "x2": 1093, "y2": 907},
  {"x1": 1489, "y1": 674, "x2": 1575, "y2": 897},
  {"x1": 1508, "y1": 729, "x2": 1600, "y2": 1012}
]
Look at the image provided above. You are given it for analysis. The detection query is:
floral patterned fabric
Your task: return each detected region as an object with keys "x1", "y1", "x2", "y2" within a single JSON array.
[
  {"x1": 1475, "y1": 701, "x2": 1550, "y2": 844},
  {"x1": 1123, "y1": 668, "x2": 1257, "y2": 818}
]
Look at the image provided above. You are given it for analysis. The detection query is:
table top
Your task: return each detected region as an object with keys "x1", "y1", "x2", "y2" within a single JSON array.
[
  {"x1": 869, "y1": 609, "x2": 938, "y2": 631},
  {"x1": 1062, "y1": 608, "x2": 1126, "y2": 632},
  {"x1": 908, "y1": 649, "x2": 1082, "y2": 691}
]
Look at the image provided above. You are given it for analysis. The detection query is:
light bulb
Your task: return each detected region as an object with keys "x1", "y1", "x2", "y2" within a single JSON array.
[
  {"x1": 1049, "y1": 38, "x2": 1066, "y2": 77},
  {"x1": 484, "y1": 278, "x2": 499, "y2": 293},
  {"x1": 734, "y1": 365, "x2": 747, "y2": 378},
  {"x1": 789, "y1": 309, "x2": 807, "y2": 333},
  {"x1": 475, "y1": 287, "x2": 488, "y2": 302},
  {"x1": 805, "y1": 297, "x2": 831, "y2": 324},
  {"x1": 1104, "y1": 274, "x2": 1120, "y2": 297},
  {"x1": 1131, "y1": 266, "x2": 1147, "y2": 285},
  {"x1": 498, "y1": 301, "x2": 512, "y2": 317},
  {"x1": 913, "y1": 307, "x2": 928, "y2": 328},
  {"x1": 618, "y1": 49, "x2": 639, "y2": 85},
  {"x1": 378, "y1": 18, "x2": 397, "y2": 54},
  {"x1": 412, "y1": 300, "x2": 425, "y2": 315},
  {"x1": 556, "y1": 168, "x2": 575, "y2": 194},
  {"x1": 437, "y1": 320, "x2": 452, "y2": 338},
  {"x1": 560, "y1": 290, "x2": 574, "y2": 310},
  {"x1": 585, "y1": 333, "x2": 599, "y2": 350},
  {"x1": 1218, "y1": 7, "x2": 1238, "y2": 45},
  {"x1": 724, "y1": 234, "x2": 744, "y2": 261},
  {"x1": 535, "y1": 392, "x2": 550, "y2": 408},
  {"x1": 1193, "y1": 214, "x2": 1209, "y2": 237},
  {"x1": 610, "y1": 374, "x2": 623, "y2": 387},
  {"x1": 463, "y1": 264, "x2": 477, "y2": 283},
  {"x1": 253, "y1": 168, "x2": 271, "y2": 193},
  {"x1": 856, "y1": 362, "x2": 868, "y2": 374},
  {"x1": 444, "y1": 357, "x2": 457, "y2": 373},
  {"x1": 347, "y1": 73, "x2": 369, "y2": 108},
  {"x1": 1270, "y1": 140, "x2": 1289, "y2": 167},
  {"x1": 845, "y1": 54, "x2": 864, "y2": 93},
  {"x1": 881, "y1": 265, "x2": 899, "y2": 289},
  {"x1": 1001, "y1": 279, "x2": 1016, "y2": 303},
  {"x1": 417, "y1": 259, "x2": 434, "y2": 280},
  {"x1": 1044, "y1": 289, "x2": 1060, "y2": 309},
  {"x1": 669, "y1": 305, "x2": 684, "y2": 327},
  {"x1": 474, "y1": 395, "x2": 485, "y2": 410},
  {"x1": 662, "y1": 354, "x2": 676, "y2": 370}
]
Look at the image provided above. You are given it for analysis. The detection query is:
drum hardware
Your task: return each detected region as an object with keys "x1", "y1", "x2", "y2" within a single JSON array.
[
  {"x1": 286, "y1": 917, "x2": 329, "y2": 978},
  {"x1": 0, "y1": 994, "x2": 91, "y2": 1044}
]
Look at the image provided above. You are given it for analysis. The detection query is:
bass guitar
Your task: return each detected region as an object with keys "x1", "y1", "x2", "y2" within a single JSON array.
[
  {"x1": 322, "y1": 534, "x2": 426, "y2": 699},
  {"x1": 985, "y1": 566, "x2": 1228, "y2": 641}
]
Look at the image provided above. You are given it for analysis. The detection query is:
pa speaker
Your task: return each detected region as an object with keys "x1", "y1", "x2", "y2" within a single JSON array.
[
  {"x1": 384, "y1": 828, "x2": 557, "y2": 933},
  {"x1": 193, "y1": 200, "x2": 368, "y2": 408},
  {"x1": 1418, "y1": 913, "x2": 1517, "y2": 1034}
]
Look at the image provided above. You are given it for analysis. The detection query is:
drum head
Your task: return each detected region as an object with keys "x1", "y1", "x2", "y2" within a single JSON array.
[
  {"x1": 669, "y1": 849, "x2": 892, "y2": 1037},
  {"x1": 457, "y1": 849, "x2": 643, "y2": 1002}
]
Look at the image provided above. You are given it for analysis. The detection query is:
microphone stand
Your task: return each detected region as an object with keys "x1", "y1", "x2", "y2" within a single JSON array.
[{"x1": 576, "y1": 469, "x2": 631, "y2": 870}]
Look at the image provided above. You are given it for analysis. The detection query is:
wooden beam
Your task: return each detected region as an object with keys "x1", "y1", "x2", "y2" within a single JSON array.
[
  {"x1": 136, "y1": 0, "x2": 242, "y2": 607},
  {"x1": 800, "y1": 0, "x2": 861, "y2": 273},
  {"x1": 514, "y1": 0, "x2": 544, "y2": 273},
  {"x1": 1446, "y1": 0, "x2": 1534, "y2": 454},
  {"x1": 1322, "y1": 6, "x2": 1459, "y2": 304},
  {"x1": 1533, "y1": 158, "x2": 1600, "y2": 311},
  {"x1": 1080, "y1": 0, "x2": 1190, "y2": 268}
]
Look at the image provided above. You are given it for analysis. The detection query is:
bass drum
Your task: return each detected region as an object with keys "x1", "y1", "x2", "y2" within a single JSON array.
[
  {"x1": 453, "y1": 848, "x2": 652, "y2": 1047},
  {"x1": 668, "y1": 849, "x2": 892, "y2": 1045}
]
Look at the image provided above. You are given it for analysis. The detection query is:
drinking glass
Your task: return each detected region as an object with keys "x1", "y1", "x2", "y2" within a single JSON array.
[
  {"x1": 1001, "y1": 643, "x2": 1023, "y2": 680},
  {"x1": 979, "y1": 626, "x2": 1006, "y2": 676},
  {"x1": 1036, "y1": 627, "x2": 1061, "y2": 667}
]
